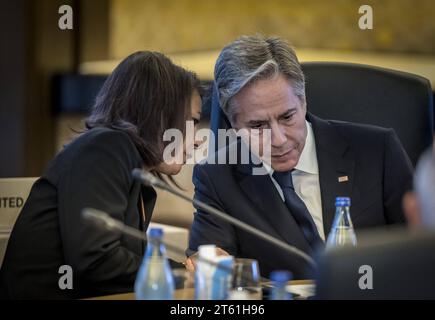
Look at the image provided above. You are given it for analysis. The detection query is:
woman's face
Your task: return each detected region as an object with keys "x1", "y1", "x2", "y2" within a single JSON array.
[{"x1": 156, "y1": 90, "x2": 202, "y2": 175}]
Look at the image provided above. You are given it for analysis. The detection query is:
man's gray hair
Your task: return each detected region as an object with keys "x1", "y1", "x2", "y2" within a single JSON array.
[
  {"x1": 414, "y1": 147, "x2": 435, "y2": 228},
  {"x1": 214, "y1": 35, "x2": 306, "y2": 124}
]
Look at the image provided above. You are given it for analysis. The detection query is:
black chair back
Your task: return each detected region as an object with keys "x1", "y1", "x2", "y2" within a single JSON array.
[
  {"x1": 302, "y1": 62, "x2": 433, "y2": 166},
  {"x1": 209, "y1": 62, "x2": 434, "y2": 166}
]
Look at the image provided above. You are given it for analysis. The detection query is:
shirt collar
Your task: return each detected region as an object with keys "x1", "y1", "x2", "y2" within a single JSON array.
[{"x1": 294, "y1": 120, "x2": 318, "y2": 174}]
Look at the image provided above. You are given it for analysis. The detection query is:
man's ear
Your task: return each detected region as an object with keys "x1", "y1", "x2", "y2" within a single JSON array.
[
  {"x1": 403, "y1": 191, "x2": 421, "y2": 228},
  {"x1": 301, "y1": 96, "x2": 307, "y2": 110}
]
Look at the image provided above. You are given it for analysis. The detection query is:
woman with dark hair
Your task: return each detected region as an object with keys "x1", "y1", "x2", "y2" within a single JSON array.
[{"x1": 0, "y1": 51, "x2": 202, "y2": 299}]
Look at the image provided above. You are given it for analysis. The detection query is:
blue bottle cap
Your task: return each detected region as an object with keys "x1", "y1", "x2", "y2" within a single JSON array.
[
  {"x1": 270, "y1": 270, "x2": 292, "y2": 283},
  {"x1": 149, "y1": 228, "x2": 163, "y2": 238},
  {"x1": 335, "y1": 197, "x2": 351, "y2": 207}
]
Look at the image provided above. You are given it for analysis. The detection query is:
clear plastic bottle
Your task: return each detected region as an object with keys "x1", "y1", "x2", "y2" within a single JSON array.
[
  {"x1": 134, "y1": 228, "x2": 174, "y2": 300},
  {"x1": 194, "y1": 244, "x2": 234, "y2": 300},
  {"x1": 326, "y1": 197, "x2": 357, "y2": 248},
  {"x1": 195, "y1": 245, "x2": 216, "y2": 300},
  {"x1": 270, "y1": 270, "x2": 292, "y2": 300}
]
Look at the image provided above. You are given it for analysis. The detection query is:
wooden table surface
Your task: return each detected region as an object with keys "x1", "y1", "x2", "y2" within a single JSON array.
[{"x1": 87, "y1": 279, "x2": 314, "y2": 300}]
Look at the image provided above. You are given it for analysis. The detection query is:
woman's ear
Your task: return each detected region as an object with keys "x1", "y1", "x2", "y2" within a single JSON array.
[{"x1": 403, "y1": 191, "x2": 421, "y2": 228}]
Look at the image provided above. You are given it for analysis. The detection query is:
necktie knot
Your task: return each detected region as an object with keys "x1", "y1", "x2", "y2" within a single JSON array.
[{"x1": 272, "y1": 170, "x2": 294, "y2": 189}]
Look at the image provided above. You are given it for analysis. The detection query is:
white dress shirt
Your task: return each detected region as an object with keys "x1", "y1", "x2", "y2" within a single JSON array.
[{"x1": 267, "y1": 121, "x2": 325, "y2": 240}]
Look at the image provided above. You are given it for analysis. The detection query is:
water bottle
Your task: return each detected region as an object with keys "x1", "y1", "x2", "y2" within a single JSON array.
[
  {"x1": 195, "y1": 244, "x2": 234, "y2": 300},
  {"x1": 326, "y1": 197, "x2": 357, "y2": 248},
  {"x1": 134, "y1": 228, "x2": 174, "y2": 299},
  {"x1": 270, "y1": 270, "x2": 292, "y2": 300},
  {"x1": 195, "y1": 245, "x2": 216, "y2": 300}
]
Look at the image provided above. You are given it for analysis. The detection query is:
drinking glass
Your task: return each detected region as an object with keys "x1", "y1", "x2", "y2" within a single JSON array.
[
  {"x1": 172, "y1": 268, "x2": 195, "y2": 299},
  {"x1": 228, "y1": 258, "x2": 262, "y2": 300}
]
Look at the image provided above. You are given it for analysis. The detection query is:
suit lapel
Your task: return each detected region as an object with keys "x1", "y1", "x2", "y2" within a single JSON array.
[
  {"x1": 131, "y1": 180, "x2": 157, "y2": 230},
  {"x1": 308, "y1": 114, "x2": 355, "y2": 236},
  {"x1": 235, "y1": 145, "x2": 311, "y2": 252},
  {"x1": 140, "y1": 184, "x2": 157, "y2": 230}
]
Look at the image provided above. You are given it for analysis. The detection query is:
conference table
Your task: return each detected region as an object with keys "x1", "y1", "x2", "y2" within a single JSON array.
[{"x1": 88, "y1": 279, "x2": 315, "y2": 300}]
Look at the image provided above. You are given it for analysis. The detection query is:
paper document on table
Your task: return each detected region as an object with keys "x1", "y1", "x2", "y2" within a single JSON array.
[{"x1": 287, "y1": 284, "x2": 316, "y2": 299}]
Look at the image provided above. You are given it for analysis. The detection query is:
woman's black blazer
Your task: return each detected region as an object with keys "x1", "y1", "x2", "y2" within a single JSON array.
[{"x1": 0, "y1": 127, "x2": 158, "y2": 299}]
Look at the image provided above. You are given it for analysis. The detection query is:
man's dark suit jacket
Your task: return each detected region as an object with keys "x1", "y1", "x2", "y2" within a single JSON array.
[
  {"x1": 0, "y1": 127, "x2": 157, "y2": 299},
  {"x1": 188, "y1": 113, "x2": 413, "y2": 278}
]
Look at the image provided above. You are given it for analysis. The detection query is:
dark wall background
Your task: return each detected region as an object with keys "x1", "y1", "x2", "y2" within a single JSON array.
[{"x1": 0, "y1": 0, "x2": 109, "y2": 178}]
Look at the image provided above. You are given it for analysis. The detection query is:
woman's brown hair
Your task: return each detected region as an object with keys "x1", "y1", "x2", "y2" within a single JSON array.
[{"x1": 85, "y1": 51, "x2": 200, "y2": 173}]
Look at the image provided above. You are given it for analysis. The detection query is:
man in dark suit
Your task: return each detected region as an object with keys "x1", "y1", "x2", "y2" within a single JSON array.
[{"x1": 187, "y1": 35, "x2": 413, "y2": 278}]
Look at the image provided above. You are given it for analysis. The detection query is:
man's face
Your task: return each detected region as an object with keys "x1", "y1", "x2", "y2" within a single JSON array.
[{"x1": 232, "y1": 74, "x2": 307, "y2": 172}]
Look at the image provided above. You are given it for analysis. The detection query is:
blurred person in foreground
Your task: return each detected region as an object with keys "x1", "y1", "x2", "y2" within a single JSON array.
[{"x1": 403, "y1": 145, "x2": 435, "y2": 230}]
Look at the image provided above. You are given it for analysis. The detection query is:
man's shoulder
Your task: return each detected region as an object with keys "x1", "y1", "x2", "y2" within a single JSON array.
[
  {"x1": 325, "y1": 119, "x2": 394, "y2": 146},
  {"x1": 193, "y1": 140, "x2": 242, "y2": 175},
  {"x1": 328, "y1": 119, "x2": 391, "y2": 133}
]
